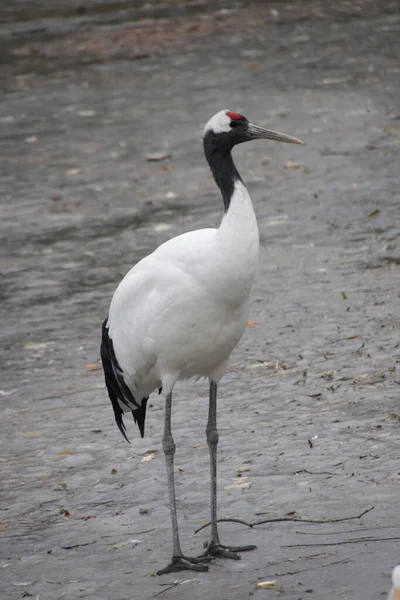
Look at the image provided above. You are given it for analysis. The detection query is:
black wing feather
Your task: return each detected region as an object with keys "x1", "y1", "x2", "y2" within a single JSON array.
[{"x1": 100, "y1": 318, "x2": 148, "y2": 441}]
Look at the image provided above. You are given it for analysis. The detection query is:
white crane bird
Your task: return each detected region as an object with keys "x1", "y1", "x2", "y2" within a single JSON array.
[{"x1": 101, "y1": 110, "x2": 303, "y2": 574}]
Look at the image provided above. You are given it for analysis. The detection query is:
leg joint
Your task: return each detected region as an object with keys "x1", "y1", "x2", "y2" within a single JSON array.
[
  {"x1": 162, "y1": 433, "x2": 176, "y2": 456},
  {"x1": 206, "y1": 427, "x2": 219, "y2": 448}
]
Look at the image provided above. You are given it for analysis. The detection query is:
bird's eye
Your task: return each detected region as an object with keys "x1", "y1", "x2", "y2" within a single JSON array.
[{"x1": 230, "y1": 121, "x2": 240, "y2": 128}]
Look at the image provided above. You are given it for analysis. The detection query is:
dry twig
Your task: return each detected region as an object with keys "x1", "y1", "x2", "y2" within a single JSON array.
[
  {"x1": 194, "y1": 506, "x2": 374, "y2": 534},
  {"x1": 284, "y1": 536, "x2": 400, "y2": 548}
]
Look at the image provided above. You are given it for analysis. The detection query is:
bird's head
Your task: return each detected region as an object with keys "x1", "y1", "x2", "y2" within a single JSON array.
[{"x1": 203, "y1": 109, "x2": 303, "y2": 150}]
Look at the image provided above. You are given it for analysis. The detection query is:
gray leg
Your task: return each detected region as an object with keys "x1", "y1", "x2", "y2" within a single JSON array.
[
  {"x1": 163, "y1": 391, "x2": 182, "y2": 558},
  {"x1": 157, "y1": 392, "x2": 211, "y2": 575},
  {"x1": 202, "y1": 380, "x2": 257, "y2": 560},
  {"x1": 207, "y1": 379, "x2": 220, "y2": 545}
]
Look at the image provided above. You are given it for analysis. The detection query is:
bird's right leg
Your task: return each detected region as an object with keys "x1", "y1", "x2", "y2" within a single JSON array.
[
  {"x1": 157, "y1": 391, "x2": 211, "y2": 575},
  {"x1": 201, "y1": 380, "x2": 256, "y2": 560}
]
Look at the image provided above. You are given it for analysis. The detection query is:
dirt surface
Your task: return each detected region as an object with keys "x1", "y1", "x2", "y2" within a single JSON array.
[{"x1": 1, "y1": 1, "x2": 400, "y2": 599}]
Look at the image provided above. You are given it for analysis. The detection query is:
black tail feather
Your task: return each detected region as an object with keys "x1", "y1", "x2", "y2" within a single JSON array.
[
  {"x1": 133, "y1": 398, "x2": 148, "y2": 438},
  {"x1": 100, "y1": 318, "x2": 148, "y2": 442}
]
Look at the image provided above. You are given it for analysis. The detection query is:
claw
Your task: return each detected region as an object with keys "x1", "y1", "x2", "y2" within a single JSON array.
[
  {"x1": 156, "y1": 554, "x2": 212, "y2": 575},
  {"x1": 202, "y1": 541, "x2": 257, "y2": 560}
]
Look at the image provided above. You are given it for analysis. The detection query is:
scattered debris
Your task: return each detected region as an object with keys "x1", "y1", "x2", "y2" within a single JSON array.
[
  {"x1": 0, "y1": 388, "x2": 17, "y2": 396},
  {"x1": 224, "y1": 476, "x2": 252, "y2": 490},
  {"x1": 108, "y1": 539, "x2": 142, "y2": 551},
  {"x1": 237, "y1": 466, "x2": 252, "y2": 473},
  {"x1": 139, "y1": 508, "x2": 152, "y2": 515},
  {"x1": 146, "y1": 151, "x2": 171, "y2": 162},
  {"x1": 61, "y1": 541, "x2": 97, "y2": 550},
  {"x1": 141, "y1": 450, "x2": 158, "y2": 462},
  {"x1": 85, "y1": 363, "x2": 101, "y2": 371},
  {"x1": 24, "y1": 342, "x2": 48, "y2": 351}
]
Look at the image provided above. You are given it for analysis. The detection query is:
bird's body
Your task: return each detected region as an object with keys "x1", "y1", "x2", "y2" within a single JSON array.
[
  {"x1": 107, "y1": 179, "x2": 258, "y2": 405},
  {"x1": 101, "y1": 110, "x2": 303, "y2": 574}
]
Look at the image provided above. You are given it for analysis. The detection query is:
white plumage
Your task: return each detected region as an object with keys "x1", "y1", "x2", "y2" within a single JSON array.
[
  {"x1": 388, "y1": 565, "x2": 400, "y2": 600},
  {"x1": 108, "y1": 179, "x2": 258, "y2": 401},
  {"x1": 101, "y1": 109, "x2": 303, "y2": 574}
]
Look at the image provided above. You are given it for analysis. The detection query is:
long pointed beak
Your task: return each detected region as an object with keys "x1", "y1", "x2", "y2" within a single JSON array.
[{"x1": 248, "y1": 123, "x2": 304, "y2": 145}]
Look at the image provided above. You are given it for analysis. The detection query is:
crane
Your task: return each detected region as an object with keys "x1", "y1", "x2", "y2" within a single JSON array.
[{"x1": 100, "y1": 110, "x2": 303, "y2": 574}]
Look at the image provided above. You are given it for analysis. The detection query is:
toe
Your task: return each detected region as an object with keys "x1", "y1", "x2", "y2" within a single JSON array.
[
  {"x1": 157, "y1": 555, "x2": 210, "y2": 575},
  {"x1": 202, "y1": 541, "x2": 257, "y2": 560},
  {"x1": 229, "y1": 544, "x2": 257, "y2": 552},
  {"x1": 214, "y1": 546, "x2": 241, "y2": 560}
]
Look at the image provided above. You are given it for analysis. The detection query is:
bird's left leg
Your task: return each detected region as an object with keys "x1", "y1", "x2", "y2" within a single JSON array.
[
  {"x1": 201, "y1": 379, "x2": 257, "y2": 560},
  {"x1": 157, "y1": 391, "x2": 211, "y2": 575}
]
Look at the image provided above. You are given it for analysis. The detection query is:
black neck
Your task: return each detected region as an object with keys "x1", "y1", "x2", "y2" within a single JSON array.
[{"x1": 203, "y1": 131, "x2": 243, "y2": 212}]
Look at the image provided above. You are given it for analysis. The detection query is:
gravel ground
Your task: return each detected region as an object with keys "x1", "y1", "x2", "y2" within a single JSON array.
[{"x1": 1, "y1": 1, "x2": 399, "y2": 599}]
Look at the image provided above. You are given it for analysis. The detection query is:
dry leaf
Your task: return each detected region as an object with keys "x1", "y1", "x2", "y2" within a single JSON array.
[
  {"x1": 0, "y1": 521, "x2": 9, "y2": 532},
  {"x1": 284, "y1": 160, "x2": 303, "y2": 169},
  {"x1": 141, "y1": 454, "x2": 155, "y2": 462},
  {"x1": 225, "y1": 476, "x2": 252, "y2": 490},
  {"x1": 24, "y1": 342, "x2": 47, "y2": 350},
  {"x1": 388, "y1": 413, "x2": 399, "y2": 421},
  {"x1": 247, "y1": 320, "x2": 256, "y2": 326},
  {"x1": 256, "y1": 580, "x2": 276, "y2": 588},
  {"x1": 321, "y1": 76, "x2": 351, "y2": 84},
  {"x1": 108, "y1": 541, "x2": 127, "y2": 551},
  {"x1": 85, "y1": 363, "x2": 101, "y2": 371},
  {"x1": 57, "y1": 449, "x2": 75, "y2": 455},
  {"x1": 153, "y1": 223, "x2": 172, "y2": 232}
]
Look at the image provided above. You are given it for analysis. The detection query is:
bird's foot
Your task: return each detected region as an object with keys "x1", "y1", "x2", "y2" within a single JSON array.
[
  {"x1": 202, "y1": 540, "x2": 257, "y2": 560},
  {"x1": 156, "y1": 554, "x2": 212, "y2": 575}
]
